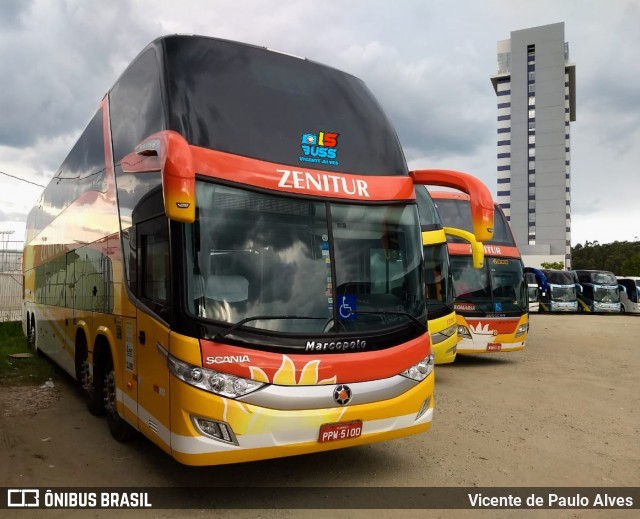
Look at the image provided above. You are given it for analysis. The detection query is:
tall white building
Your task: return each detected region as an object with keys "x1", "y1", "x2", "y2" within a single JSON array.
[{"x1": 490, "y1": 22, "x2": 576, "y2": 268}]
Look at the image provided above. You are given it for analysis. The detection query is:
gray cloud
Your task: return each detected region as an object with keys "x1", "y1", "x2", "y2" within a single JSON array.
[
  {"x1": 1, "y1": 0, "x2": 639, "y2": 246},
  {"x1": 0, "y1": 0, "x2": 31, "y2": 29},
  {"x1": 0, "y1": 0, "x2": 160, "y2": 149}
]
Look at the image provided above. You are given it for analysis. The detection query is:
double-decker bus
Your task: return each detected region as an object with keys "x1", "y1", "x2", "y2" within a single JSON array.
[
  {"x1": 574, "y1": 270, "x2": 621, "y2": 313},
  {"x1": 431, "y1": 192, "x2": 528, "y2": 354},
  {"x1": 524, "y1": 268, "x2": 544, "y2": 313},
  {"x1": 617, "y1": 277, "x2": 640, "y2": 314},
  {"x1": 415, "y1": 173, "x2": 494, "y2": 364},
  {"x1": 537, "y1": 269, "x2": 579, "y2": 313},
  {"x1": 22, "y1": 35, "x2": 459, "y2": 466}
]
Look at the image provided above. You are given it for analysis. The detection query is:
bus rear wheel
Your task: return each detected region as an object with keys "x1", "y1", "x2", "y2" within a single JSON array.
[
  {"x1": 103, "y1": 355, "x2": 135, "y2": 443},
  {"x1": 27, "y1": 316, "x2": 38, "y2": 353},
  {"x1": 80, "y1": 346, "x2": 105, "y2": 416}
]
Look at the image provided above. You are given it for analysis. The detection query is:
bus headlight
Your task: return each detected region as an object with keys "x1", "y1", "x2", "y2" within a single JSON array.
[
  {"x1": 515, "y1": 323, "x2": 529, "y2": 338},
  {"x1": 430, "y1": 323, "x2": 458, "y2": 344},
  {"x1": 457, "y1": 325, "x2": 472, "y2": 339},
  {"x1": 167, "y1": 354, "x2": 264, "y2": 398},
  {"x1": 401, "y1": 354, "x2": 434, "y2": 382}
]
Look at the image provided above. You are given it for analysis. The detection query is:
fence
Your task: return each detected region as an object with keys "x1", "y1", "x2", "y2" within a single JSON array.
[{"x1": 0, "y1": 241, "x2": 23, "y2": 322}]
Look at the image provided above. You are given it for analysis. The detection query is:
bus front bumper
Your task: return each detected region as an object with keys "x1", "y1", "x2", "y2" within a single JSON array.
[{"x1": 166, "y1": 372, "x2": 434, "y2": 466}]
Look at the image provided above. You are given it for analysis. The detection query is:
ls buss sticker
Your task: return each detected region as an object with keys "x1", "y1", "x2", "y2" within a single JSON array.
[{"x1": 299, "y1": 131, "x2": 340, "y2": 166}]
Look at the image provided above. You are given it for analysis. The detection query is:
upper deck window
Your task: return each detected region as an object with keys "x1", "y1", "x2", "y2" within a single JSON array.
[
  {"x1": 434, "y1": 198, "x2": 515, "y2": 246},
  {"x1": 163, "y1": 36, "x2": 407, "y2": 176}
]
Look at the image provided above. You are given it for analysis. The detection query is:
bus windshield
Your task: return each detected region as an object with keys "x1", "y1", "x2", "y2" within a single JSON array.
[
  {"x1": 451, "y1": 256, "x2": 526, "y2": 313},
  {"x1": 589, "y1": 272, "x2": 618, "y2": 285},
  {"x1": 593, "y1": 286, "x2": 619, "y2": 304},
  {"x1": 526, "y1": 272, "x2": 539, "y2": 302},
  {"x1": 544, "y1": 270, "x2": 576, "y2": 285},
  {"x1": 423, "y1": 242, "x2": 453, "y2": 316},
  {"x1": 185, "y1": 181, "x2": 425, "y2": 334},
  {"x1": 434, "y1": 198, "x2": 514, "y2": 245},
  {"x1": 550, "y1": 285, "x2": 576, "y2": 302}
]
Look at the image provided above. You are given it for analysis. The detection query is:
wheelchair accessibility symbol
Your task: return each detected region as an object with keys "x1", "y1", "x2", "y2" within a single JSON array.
[{"x1": 338, "y1": 295, "x2": 357, "y2": 320}]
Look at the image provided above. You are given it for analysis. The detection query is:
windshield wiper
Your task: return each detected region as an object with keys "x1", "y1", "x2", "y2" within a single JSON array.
[
  {"x1": 213, "y1": 315, "x2": 327, "y2": 341},
  {"x1": 352, "y1": 310, "x2": 425, "y2": 329}
]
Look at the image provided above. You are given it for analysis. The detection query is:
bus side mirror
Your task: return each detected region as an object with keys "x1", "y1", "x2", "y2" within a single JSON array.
[
  {"x1": 121, "y1": 131, "x2": 196, "y2": 223},
  {"x1": 410, "y1": 169, "x2": 494, "y2": 242},
  {"x1": 443, "y1": 226, "x2": 484, "y2": 269},
  {"x1": 470, "y1": 241, "x2": 484, "y2": 269}
]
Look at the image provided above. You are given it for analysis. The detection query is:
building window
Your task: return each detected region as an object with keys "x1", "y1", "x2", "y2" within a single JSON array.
[
  {"x1": 528, "y1": 96, "x2": 536, "y2": 106},
  {"x1": 497, "y1": 52, "x2": 511, "y2": 74},
  {"x1": 528, "y1": 109, "x2": 535, "y2": 119},
  {"x1": 528, "y1": 84, "x2": 535, "y2": 94},
  {"x1": 497, "y1": 177, "x2": 510, "y2": 184},
  {"x1": 528, "y1": 147, "x2": 535, "y2": 157},
  {"x1": 528, "y1": 71, "x2": 535, "y2": 82},
  {"x1": 497, "y1": 139, "x2": 511, "y2": 146},
  {"x1": 497, "y1": 115, "x2": 511, "y2": 121},
  {"x1": 529, "y1": 135, "x2": 535, "y2": 145},
  {"x1": 528, "y1": 187, "x2": 535, "y2": 196},
  {"x1": 497, "y1": 152, "x2": 510, "y2": 158},
  {"x1": 497, "y1": 127, "x2": 510, "y2": 134}
]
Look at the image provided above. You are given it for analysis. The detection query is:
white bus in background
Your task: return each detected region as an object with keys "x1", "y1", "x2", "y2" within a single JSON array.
[{"x1": 617, "y1": 277, "x2": 640, "y2": 314}]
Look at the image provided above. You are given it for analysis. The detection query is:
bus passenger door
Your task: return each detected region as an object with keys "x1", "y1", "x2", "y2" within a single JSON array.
[{"x1": 135, "y1": 217, "x2": 172, "y2": 453}]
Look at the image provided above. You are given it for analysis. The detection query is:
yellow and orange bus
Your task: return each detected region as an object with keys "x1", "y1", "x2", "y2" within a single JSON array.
[
  {"x1": 431, "y1": 192, "x2": 528, "y2": 355},
  {"x1": 21, "y1": 35, "x2": 497, "y2": 466},
  {"x1": 414, "y1": 171, "x2": 494, "y2": 364}
]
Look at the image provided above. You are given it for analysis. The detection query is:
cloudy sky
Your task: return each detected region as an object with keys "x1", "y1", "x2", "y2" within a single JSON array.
[{"x1": 1, "y1": 0, "x2": 639, "y2": 246}]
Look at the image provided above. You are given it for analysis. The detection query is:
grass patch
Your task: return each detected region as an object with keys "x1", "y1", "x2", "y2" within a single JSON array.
[{"x1": 0, "y1": 321, "x2": 57, "y2": 386}]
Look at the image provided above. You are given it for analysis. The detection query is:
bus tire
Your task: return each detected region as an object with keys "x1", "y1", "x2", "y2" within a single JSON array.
[
  {"x1": 27, "y1": 315, "x2": 38, "y2": 354},
  {"x1": 103, "y1": 353, "x2": 135, "y2": 443},
  {"x1": 78, "y1": 335, "x2": 104, "y2": 416}
]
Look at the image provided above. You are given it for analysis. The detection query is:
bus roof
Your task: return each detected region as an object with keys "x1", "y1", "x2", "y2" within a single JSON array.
[
  {"x1": 428, "y1": 191, "x2": 471, "y2": 201},
  {"x1": 108, "y1": 34, "x2": 408, "y2": 177}
]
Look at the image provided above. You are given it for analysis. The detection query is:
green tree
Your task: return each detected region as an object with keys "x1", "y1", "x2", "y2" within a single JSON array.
[
  {"x1": 540, "y1": 261, "x2": 564, "y2": 270},
  {"x1": 571, "y1": 240, "x2": 640, "y2": 275}
]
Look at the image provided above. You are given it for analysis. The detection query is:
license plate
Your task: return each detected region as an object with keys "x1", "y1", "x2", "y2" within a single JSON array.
[
  {"x1": 318, "y1": 420, "x2": 363, "y2": 443},
  {"x1": 487, "y1": 343, "x2": 502, "y2": 351}
]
